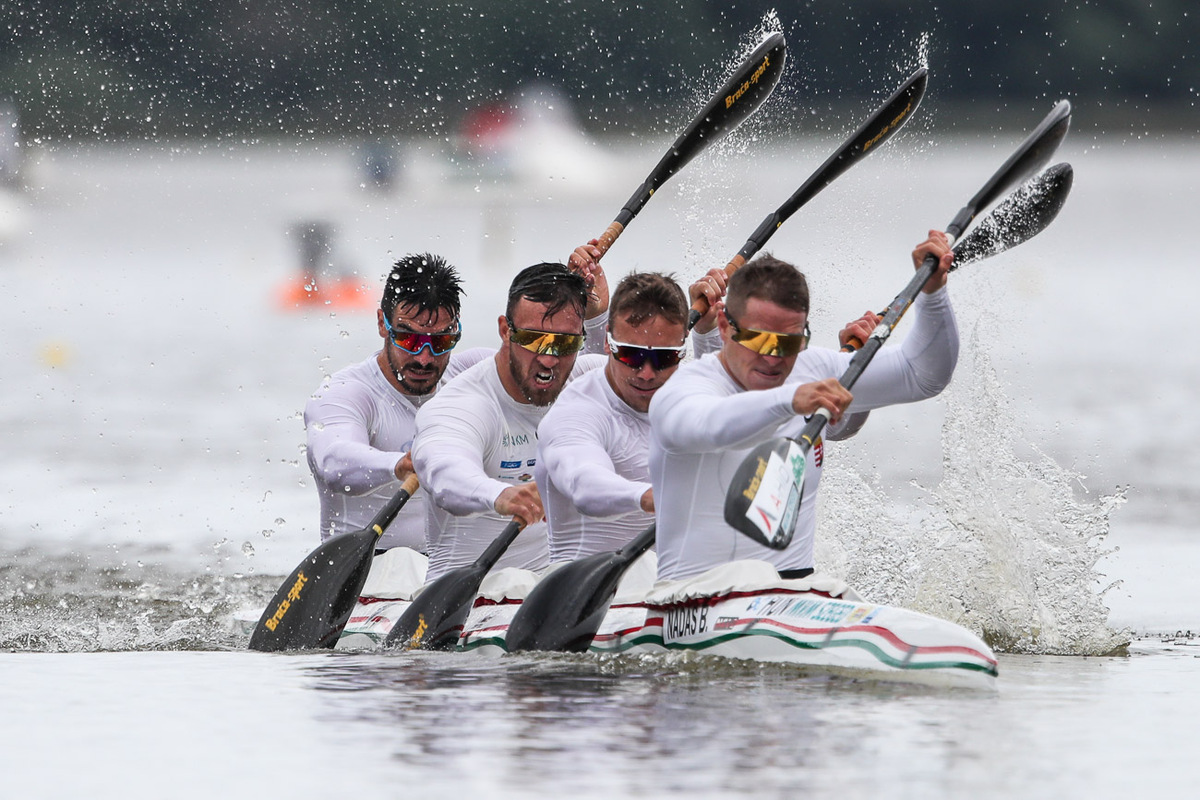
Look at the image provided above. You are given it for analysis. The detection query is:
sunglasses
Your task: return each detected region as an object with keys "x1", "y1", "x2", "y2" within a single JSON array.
[
  {"x1": 507, "y1": 319, "x2": 586, "y2": 356},
  {"x1": 606, "y1": 332, "x2": 686, "y2": 371},
  {"x1": 383, "y1": 315, "x2": 461, "y2": 356},
  {"x1": 725, "y1": 309, "x2": 810, "y2": 357}
]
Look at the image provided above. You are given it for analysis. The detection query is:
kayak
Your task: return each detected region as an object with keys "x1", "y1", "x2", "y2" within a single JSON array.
[{"x1": 320, "y1": 549, "x2": 998, "y2": 689}]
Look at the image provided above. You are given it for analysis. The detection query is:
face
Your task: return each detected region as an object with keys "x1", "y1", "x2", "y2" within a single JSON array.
[
  {"x1": 718, "y1": 296, "x2": 807, "y2": 392},
  {"x1": 604, "y1": 313, "x2": 686, "y2": 413},
  {"x1": 498, "y1": 298, "x2": 584, "y2": 407},
  {"x1": 376, "y1": 302, "x2": 458, "y2": 396}
]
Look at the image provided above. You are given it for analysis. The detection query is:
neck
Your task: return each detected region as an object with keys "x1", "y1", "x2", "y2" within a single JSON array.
[{"x1": 495, "y1": 350, "x2": 531, "y2": 405}]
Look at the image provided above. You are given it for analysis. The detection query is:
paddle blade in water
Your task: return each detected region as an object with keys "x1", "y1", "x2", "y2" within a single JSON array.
[
  {"x1": 723, "y1": 437, "x2": 806, "y2": 550},
  {"x1": 248, "y1": 475, "x2": 419, "y2": 652},
  {"x1": 953, "y1": 163, "x2": 1074, "y2": 268},
  {"x1": 506, "y1": 524, "x2": 656, "y2": 653},
  {"x1": 248, "y1": 528, "x2": 377, "y2": 652},
  {"x1": 383, "y1": 565, "x2": 485, "y2": 650}
]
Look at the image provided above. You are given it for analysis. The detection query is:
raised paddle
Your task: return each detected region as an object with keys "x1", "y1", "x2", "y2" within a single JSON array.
[
  {"x1": 383, "y1": 517, "x2": 527, "y2": 650},
  {"x1": 505, "y1": 523, "x2": 656, "y2": 653},
  {"x1": 248, "y1": 473, "x2": 420, "y2": 651},
  {"x1": 687, "y1": 67, "x2": 929, "y2": 329},
  {"x1": 592, "y1": 31, "x2": 787, "y2": 258},
  {"x1": 724, "y1": 101, "x2": 1074, "y2": 550},
  {"x1": 840, "y1": 161, "x2": 1077, "y2": 352}
]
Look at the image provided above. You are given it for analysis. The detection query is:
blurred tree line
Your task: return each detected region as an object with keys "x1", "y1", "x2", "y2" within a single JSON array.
[{"x1": 0, "y1": 0, "x2": 1194, "y2": 142}]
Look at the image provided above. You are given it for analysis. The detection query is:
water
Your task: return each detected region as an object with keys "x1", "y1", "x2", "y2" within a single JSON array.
[{"x1": 1, "y1": 128, "x2": 1198, "y2": 797}]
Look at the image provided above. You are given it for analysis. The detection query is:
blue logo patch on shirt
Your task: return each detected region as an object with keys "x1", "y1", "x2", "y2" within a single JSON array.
[{"x1": 500, "y1": 460, "x2": 521, "y2": 469}]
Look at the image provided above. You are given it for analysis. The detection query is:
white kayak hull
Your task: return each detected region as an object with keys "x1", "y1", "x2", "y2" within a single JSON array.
[{"x1": 328, "y1": 555, "x2": 998, "y2": 689}]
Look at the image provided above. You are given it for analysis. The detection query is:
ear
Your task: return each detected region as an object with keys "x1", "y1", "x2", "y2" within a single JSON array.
[
  {"x1": 603, "y1": 327, "x2": 612, "y2": 356},
  {"x1": 498, "y1": 314, "x2": 509, "y2": 343},
  {"x1": 377, "y1": 309, "x2": 389, "y2": 341}
]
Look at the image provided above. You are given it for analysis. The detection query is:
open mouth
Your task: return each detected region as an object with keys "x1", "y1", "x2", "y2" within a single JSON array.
[{"x1": 533, "y1": 368, "x2": 556, "y2": 386}]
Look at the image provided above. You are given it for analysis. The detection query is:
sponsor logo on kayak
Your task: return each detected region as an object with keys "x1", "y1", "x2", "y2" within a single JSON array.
[
  {"x1": 263, "y1": 571, "x2": 308, "y2": 631},
  {"x1": 725, "y1": 54, "x2": 773, "y2": 109},
  {"x1": 863, "y1": 100, "x2": 913, "y2": 152},
  {"x1": 745, "y1": 595, "x2": 855, "y2": 626},
  {"x1": 664, "y1": 604, "x2": 709, "y2": 642}
]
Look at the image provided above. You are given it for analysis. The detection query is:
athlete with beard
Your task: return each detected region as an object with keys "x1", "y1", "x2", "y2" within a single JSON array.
[
  {"x1": 303, "y1": 253, "x2": 492, "y2": 552},
  {"x1": 412, "y1": 262, "x2": 607, "y2": 580}
]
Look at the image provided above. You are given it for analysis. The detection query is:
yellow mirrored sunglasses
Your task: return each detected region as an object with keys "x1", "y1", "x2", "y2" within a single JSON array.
[{"x1": 725, "y1": 309, "x2": 809, "y2": 357}]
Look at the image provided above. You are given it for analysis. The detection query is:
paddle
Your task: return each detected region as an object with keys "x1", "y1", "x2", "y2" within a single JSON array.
[
  {"x1": 724, "y1": 101, "x2": 1074, "y2": 550},
  {"x1": 687, "y1": 66, "x2": 929, "y2": 329},
  {"x1": 248, "y1": 473, "x2": 420, "y2": 652},
  {"x1": 505, "y1": 523, "x2": 656, "y2": 653},
  {"x1": 593, "y1": 31, "x2": 786, "y2": 258},
  {"x1": 841, "y1": 161, "x2": 1077, "y2": 352},
  {"x1": 383, "y1": 517, "x2": 527, "y2": 650}
]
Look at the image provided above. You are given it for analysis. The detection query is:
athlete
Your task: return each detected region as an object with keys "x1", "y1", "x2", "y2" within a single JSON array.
[
  {"x1": 536, "y1": 271, "x2": 688, "y2": 561},
  {"x1": 648, "y1": 232, "x2": 958, "y2": 581},
  {"x1": 412, "y1": 262, "x2": 607, "y2": 580},
  {"x1": 303, "y1": 253, "x2": 493, "y2": 551},
  {"x1": 538, "y1": 267, "x2": 881, "y2": 563}
]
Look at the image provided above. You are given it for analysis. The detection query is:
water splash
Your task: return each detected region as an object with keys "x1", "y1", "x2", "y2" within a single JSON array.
[
  {"x1": 818, "y1": 342, "x2": 1128, "y2": 656},
  {"x1": 0, "y1": 549, "x2": 271, "y2": 652}
]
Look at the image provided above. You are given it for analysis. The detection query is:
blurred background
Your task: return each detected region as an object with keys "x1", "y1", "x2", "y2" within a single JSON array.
[{"x1": 0, "y1": 0, "x2": 1193, "y2": 146}]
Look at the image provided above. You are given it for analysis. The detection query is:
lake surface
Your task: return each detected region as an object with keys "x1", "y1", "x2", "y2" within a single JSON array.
[{"x1": 1, "y1": 124, "x2": 1197, "y2": 798}]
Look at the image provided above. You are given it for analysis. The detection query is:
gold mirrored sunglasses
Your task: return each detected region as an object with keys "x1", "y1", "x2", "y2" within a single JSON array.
[
  {"x1": 725, "y1": 308, "x2": 809, "y2": 357},
  {"x1": 507, "y1": 319, "x2": 586, "y2": 356}
]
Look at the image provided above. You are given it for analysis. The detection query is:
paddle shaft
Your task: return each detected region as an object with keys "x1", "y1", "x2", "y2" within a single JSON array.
[
  {"x1": 687, "y1": 67, "x2": 929, "y2": 329},
  {"x1": 594, "y1": 32, "x2": 786, "y2": 258}
]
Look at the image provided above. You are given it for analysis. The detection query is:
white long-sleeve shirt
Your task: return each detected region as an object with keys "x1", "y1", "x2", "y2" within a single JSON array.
[
  {"x1": 536, "y1": 367, "x2": 653, "y2": 561},
  {"x1": 649, "y1": 287, "x2": 958, "y2": 580},
  {"x1": 413, "y1": 353, "x2": 606, "y2": 580},
  {"x1": 303, "y1": 348, "x2": 491, "y2": 549}
]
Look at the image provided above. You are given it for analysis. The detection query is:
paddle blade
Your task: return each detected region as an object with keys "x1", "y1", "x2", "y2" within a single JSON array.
[
  {"x1": 964, "y1": 100, "x2": 1071, "y2": 223},
  {"x1": 506, "y1": 524, "x2": 656, "y2": 653},
  {"x1": 248, "y1": 528, "x2": 377, "y2": 652},
  {"x1": 953, "y1": 163, "x2": 1074, "y2": 268},
  {"x1": 723, "y1": 437, "x2": 806, "y2": 550},
  {"x1": 247, "y1": 475, "x2": 419, "y2": 652},
  {"x1": 383, "y1": 564, "x2": 486, "y2": 651},
  {"x1": 618, "y1": 32, "x2": 786, "y2": 224}
]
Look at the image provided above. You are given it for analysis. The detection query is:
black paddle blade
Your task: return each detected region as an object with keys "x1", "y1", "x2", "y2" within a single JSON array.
[
  {"x1": 383, "y1": 518, "x2": 526, "y2": 650},
  {"x1": 506, "y1": 524, "x2": 657, "y2": 653},
  {"x1": 723, "y1": 437, "x2": 807, "y2": 550},
  {"x1": 961, "y1": 100, "x2": 1072, "y2": 228},
  {"x1": 248, "y1": 528, "x2": 377, "y2": 652},
  {"x1": 383, "y1": 565, "x2": 486, "y2": 650},
  {"x1": 953, "y1": 163, "x2": 1074, "y2": 268},
  {"x1": 764, "y1": 67, "x2": 928, "y2": 231},
  {"x1": 248, "y1": 475, "x2": 419, "y2": 652},
  {"x1": 619, "y1": 32, "x2": 786, "y2": 223}
]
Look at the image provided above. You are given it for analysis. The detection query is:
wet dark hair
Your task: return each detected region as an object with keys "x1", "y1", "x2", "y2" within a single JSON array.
[
  {"x1": 609, "y1": 271, "x2": 688, "y2": 328},
  {"x1": 381, "y1": 253, "x2": 464, "y2": 324},
  {"x1": 505, "y1": 262, "x2": 588, "y2": 321},
  {"x1": 725, "y1": 253, "x2": 809, "y2": 317}
]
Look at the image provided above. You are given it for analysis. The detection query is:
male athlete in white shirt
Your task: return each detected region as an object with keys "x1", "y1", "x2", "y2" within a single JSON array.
[
  {"x1": 413, "y1": 262, "x2": 607, "y2": 580},
  {"x1": 537, "y1": 272, "x2": 689, "y2": 561},
  {"x1": 304, "y1": 253, "x2": 490, "y2": 551},
  {"x1": 649, "y1": 233, "x2": 959, "y2": 581}
]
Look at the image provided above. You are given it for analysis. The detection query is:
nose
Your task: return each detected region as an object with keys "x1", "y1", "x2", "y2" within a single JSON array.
[{"x1": 637, "y1": 361, "x2": 657, "y2": 379}]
